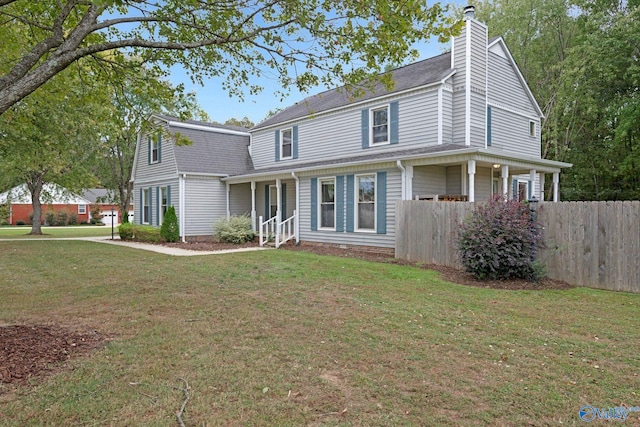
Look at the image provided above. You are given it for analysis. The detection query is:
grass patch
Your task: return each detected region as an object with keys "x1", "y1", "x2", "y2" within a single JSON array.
[
  {"x1": 0, "y1": 226, "x2": 115, "y2": 239},
  {"x1": 1, "y1": 241, "x2": 639, "y2": 425}
]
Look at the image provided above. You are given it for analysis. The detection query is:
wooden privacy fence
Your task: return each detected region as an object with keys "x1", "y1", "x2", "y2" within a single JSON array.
[{"x1": 395, "y1": 200, "x2": 640, "y2": 293}]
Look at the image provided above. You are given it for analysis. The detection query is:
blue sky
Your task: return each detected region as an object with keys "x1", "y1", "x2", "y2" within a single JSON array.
[{"x1": 168, "y1": 32, "x2": 458, "y2": 125}]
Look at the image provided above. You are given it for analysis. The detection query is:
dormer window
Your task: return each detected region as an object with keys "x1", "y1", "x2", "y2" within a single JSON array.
[
  {"x1": 371, "y1": 106, "x2": 389, "y2": 144},
  {"x1": 149, "y1": 132, "x2": 161, "y2": 164},
  {"x1": 281, "y1": 128, "x2": 292, "y2": 159}
]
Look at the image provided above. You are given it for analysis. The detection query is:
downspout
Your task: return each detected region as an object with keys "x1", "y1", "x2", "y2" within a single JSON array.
[
  {"x1": 397, "y1": 161, "x2": 406, "y2": 200},
  {"x1": 225, "y1": 181, "x2": 230, "y2": 219},
  {"x1": 291, "y1": 171, "x2": 300, "y2": 245},
  {"x1": 179, "y1": 173, "x2": 186, "y2": 243}
]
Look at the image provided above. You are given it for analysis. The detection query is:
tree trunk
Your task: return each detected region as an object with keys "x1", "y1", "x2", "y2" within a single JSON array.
[{"x1": 28, "y1": 181, "x2": 43, "y2": 235}]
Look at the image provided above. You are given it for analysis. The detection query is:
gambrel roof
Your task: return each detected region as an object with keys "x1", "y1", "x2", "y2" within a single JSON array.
[{"x1": 254, "y1": 52, "x2": 454, "y2": 130}]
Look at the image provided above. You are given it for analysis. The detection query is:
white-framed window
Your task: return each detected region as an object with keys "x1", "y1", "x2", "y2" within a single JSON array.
[
  {"x1": 356, "y1": 174, "x2": 376, "y2": 231},
  {"x1": 151, "y1": 133, "x2": 160, "y2": 163},
  {"x1": 142, "y1": 189, "x2": 150, "y2": 224},
  {"x1": 529, "y1": 121, "x2": 536, "y2": 137},
  {"x1": 370, "y1": 106, "x2": 389, "y2": 145},
  {"x1": 517, "y1": 180, "x2": 529, "y2": 201},
  {"x1": 78, "y1": 204, "x2": 86, "y2": 214},
  {"x1": 280, "y1": 128, "x2": 293, "y2": 159},
  {"x1": 319, "y1": 178, "x2": 335, "y2": 229},
  {"x1": 160, "y1": 187, "x2": 168, "y2": 224}
]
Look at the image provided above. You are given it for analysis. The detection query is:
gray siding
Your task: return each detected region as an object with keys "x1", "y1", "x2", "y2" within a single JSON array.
[
  {"x1": 442, "y1": 89, "x2": 453, "y2": 144},
  {"x1": 446, "y1": 166, "x2": 462, "y2": 194},
  {"x1": 412, "y1": 166, "x2": 447, "y2": 197},
  {"x1": 184, "y1": 176, "x2": 226, "y2": 236},
  {"x1": 133, "y1": 179, "x2": 178, "y2": 227},
  {"x1": 474, "y1": 166, "x2": 492, "y2": 201},
  {"x1": 133, "y1": 121, "x2": 178, "y2": 183},
  {"x1": 299, "y1": 168, "x2": 401, "y2": 248},
  {"x1": 487, "y1": 50, "x2": 537, "y2": 116},
  {"x1": 229, "y1": 183, "x2": 251, "y2": 216},
  {"x1": 250, "y1": 89, "x2": 441, "y2": 170},
  {"x1": 490, "y1": 108, "x2": 541, "y2": 157}
]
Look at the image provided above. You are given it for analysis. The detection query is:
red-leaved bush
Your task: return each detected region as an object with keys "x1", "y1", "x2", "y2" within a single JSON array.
[{"x1": 457, "y1": 194, "x2": 544, "y2": 281}]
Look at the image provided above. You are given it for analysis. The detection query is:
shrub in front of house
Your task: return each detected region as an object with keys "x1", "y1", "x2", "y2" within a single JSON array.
[
  {"x1": 132, "y1": 225, "x2": 163, "y2": 243},
  {"x1": 45, "y1": 210, "x2": 57, "y2": 226},
  {"x1": 118, "y1": 222, "x2": 134, "y2": 240},
  {"x1": 68, "y1": 212, "x2": 78, "y2": 225},
  {"x1": 456, "y1": 194, "x2": 544, "y2": 281},
  {"x1": 213, "y1": 214, "x2": 255, "y2": 244},
  {"x1": 16, "y1": 220, "x2": 26, "y2": 226},
  {"x1": 160, "y1": 206, "x2": 179, "y2": 242},
  {"x1": 56, "y1": 211, "x2": 69, "y2": 226}
]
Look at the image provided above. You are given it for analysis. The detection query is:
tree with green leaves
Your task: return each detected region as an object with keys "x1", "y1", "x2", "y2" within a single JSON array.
[
  {"x1": 0, "y1": 63, "x2": 109, "y2": 234},
  {"x1": 92, "y1": 61, "x2": 208, "y2": 225},
  {"x1": 0, "y1": 0, "x2": 459, "y2": 116}
]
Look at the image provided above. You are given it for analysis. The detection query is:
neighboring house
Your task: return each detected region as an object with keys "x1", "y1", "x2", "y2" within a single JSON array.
[
  {"x1": 81, "y1": 188, "x2": 134, "y2": 225},
  {"x1": 0, "y1": 183, "x2": 91, "y2": 225},
  {"x1": 131, "y1": 6, "x2": 571, "y2": 249}
]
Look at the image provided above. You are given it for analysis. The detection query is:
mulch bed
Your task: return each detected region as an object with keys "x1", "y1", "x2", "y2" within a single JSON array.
[{"x1": 0, "y1": 325, "x2": 106, "y2": 388}]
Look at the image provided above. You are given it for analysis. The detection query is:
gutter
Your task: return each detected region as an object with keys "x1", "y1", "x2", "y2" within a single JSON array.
[{"x1": 396, "y1": 160, "x2": 406, "y2": 200}]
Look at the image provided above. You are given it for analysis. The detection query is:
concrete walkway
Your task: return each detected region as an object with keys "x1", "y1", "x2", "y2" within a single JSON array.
[{"x1": 0, "y1": 236, "x2": 270, "y2": 256}]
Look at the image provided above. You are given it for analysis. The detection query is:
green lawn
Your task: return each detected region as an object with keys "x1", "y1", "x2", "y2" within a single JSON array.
[
  {"x1": 1, "y1": 240, "x2": 639, "y2": 426},
  {"x1": 0, "y1": 226, "x2": 116, "y2": 239}
]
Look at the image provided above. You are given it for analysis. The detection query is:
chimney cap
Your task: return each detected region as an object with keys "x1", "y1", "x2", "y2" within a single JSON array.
[{"x1": 464, "y1": 5, "x2": 475, "y2": 19}]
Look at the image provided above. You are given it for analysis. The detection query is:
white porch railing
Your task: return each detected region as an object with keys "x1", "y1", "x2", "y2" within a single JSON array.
[
  {"x1": 277, "y1": 210, "x2": 296, "y2": 248},
  {"x1": 259, "y1": 215, "x2": 277, "y2": 246},
  {"x1": 258, "y1": 210, "x2": 297, "y2": 248}
]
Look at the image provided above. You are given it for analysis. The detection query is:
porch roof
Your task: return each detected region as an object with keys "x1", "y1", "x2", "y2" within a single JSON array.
[{"x1": 222, "y1": 144, "x2": 572, "y2": 183}]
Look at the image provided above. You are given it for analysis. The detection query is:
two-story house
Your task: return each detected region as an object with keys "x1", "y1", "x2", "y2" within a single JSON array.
[{"x1": 131, "y1": 6, "x2": 571, "y2": 249}]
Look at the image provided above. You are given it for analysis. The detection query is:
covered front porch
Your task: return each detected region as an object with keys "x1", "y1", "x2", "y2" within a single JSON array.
[
  {"x1": 225, "y1": 174, "x2": 299, "y2": 248},
  {"x1": 397, "y1": 150, "x2": 572, "y2": 203}
]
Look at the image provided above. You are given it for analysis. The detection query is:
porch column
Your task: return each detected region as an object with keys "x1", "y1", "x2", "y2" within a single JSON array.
[
  {"x1": 553, "y1": 172, "x2": 559, "y2": 202},
  {"x1": 539, "y1": 174, "x2": 545, "y2": 202},
  {"x1": 501, "y1": 165, "x2": 509, "y2": 199},
  {"x1": 529, "y1": 169, "x2": 537, "y2": 201},
  {"x1": 467, "y1": 160, "x2": 476, "y2": 202},
  {"x1": 250, "y1": 181, "x2": 256, "y2": 231},
  {"x1": 405, "y1": 165, "x2": 414, "y2": 200},
  {"x1": 275, "y1": 178, "x2": 281, "y2": 223}
]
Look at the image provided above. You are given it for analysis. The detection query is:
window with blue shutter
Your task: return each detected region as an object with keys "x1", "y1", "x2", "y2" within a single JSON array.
[
  {"x1": 156, "y1": 187, "x2": 160, "y2": 226},
  {"x1": 335, "y1": 176, "x2": 344, "y2": 232},
  {"x1": 292, "y1": 126, "x2": 299, "y2": 159},
  {"x1": 281, "y1": 183, "x2": 287, "y2": 217},
  {"x1": 148, "y1": 187, "x2": 153, "y2": 225},
  {"x1": 167, "y1": 185, "x2": 171, "y2": 206},
  {"x1": 147, "y1": 137, "x2": 151, "y2": 164},
  {"x1": 157, "y1": 133, "x2": 162, "y2": 163},
  {"x1": 274, "y1": 130, "x2": 280, "y2": 162},
  {"x1": 139, "y1": 188, "x2": 143, "y2": 223},
  {"x1": 310, "y1": 178, "x2": 318, "y2": 231},
  {"x1": 376, "y1": 172, "x2": 387, "y2": 234},
  {"x1": 390, "y1": 101, "x2": 399, "y2": 144},
  {"x1": 346, "y1": 175, "x2": 355, "y2": 232},
  {"x1": 361, "y1": 110, "x2": 369, "y2": 148}
]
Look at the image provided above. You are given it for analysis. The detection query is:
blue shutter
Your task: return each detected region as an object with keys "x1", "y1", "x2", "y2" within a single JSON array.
[
  {"x1": 264, "y1": 185, "x2": 270, "y2": 218},
  {"x1": 281, "y1": 183, "x2": 287, "y2": 218},
  {"x1": 512, "y1": 179, "x2": 518, "y2": 201},
  {"x1": 139, "y1": 188, "x2": 143, "y2": 224},
  {"x1": 147, "y1": 137, "x2": 151, "y2": 164},
  {"x1": 156, "y1": 187, "x2": 160, "y2": 226},
  {"x1": 361, "y1": 109, "x2": 369, "y2": 149},
  {"x1": 376, "y1": 172, "x2": 387, "y2": 234},
  {"x1": 346, "y1": 175, "x2": 354, "y2": 232},
  {"x1": 148, "y1": 187, "x2": 153, "y2": 225},
  {"x1": 292, "y1": 126, "x2": 299, "y2": 159},
  {"x1": 390, "y1": 101, "x2": 399, "y2": 144},
  {"x1": 157, "y1": 133, "x2": 162, "y2": 163},
  {"x1": 310, "y1": 178, "x2": 317, "y2": 231},
  {"x1": 275, "y1": 130, "x2": 280, "y2": 162},
  {"x1": 487, "y1": 106, "x2": 492, "y2": 146},
  {"x1": 335, "y1": 176, "x2": 344, "y2": 232},
  {"x1": 167, "y1": 185, "x2": 171, "y2": 206}
]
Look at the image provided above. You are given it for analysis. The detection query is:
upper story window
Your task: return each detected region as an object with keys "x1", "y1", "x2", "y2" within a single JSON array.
[
  {"x1": 356, "y1": 174, "x2": 375, "y2": 231},
  {"x1": 319, "y1": 178, "x2": 335, "y2": 229},
  {"x1": 281, "y1": 128, "x2": 292, "y2": 159},
  {"x1": 149, "y1": 132, "x2": 161, "y2": 164},
  {"x1": 529, "y1": 121, "x2": 536, "y2": 137},
  {"x1": 371, "y1": 106, "x2": 389, "y2": 144}
]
